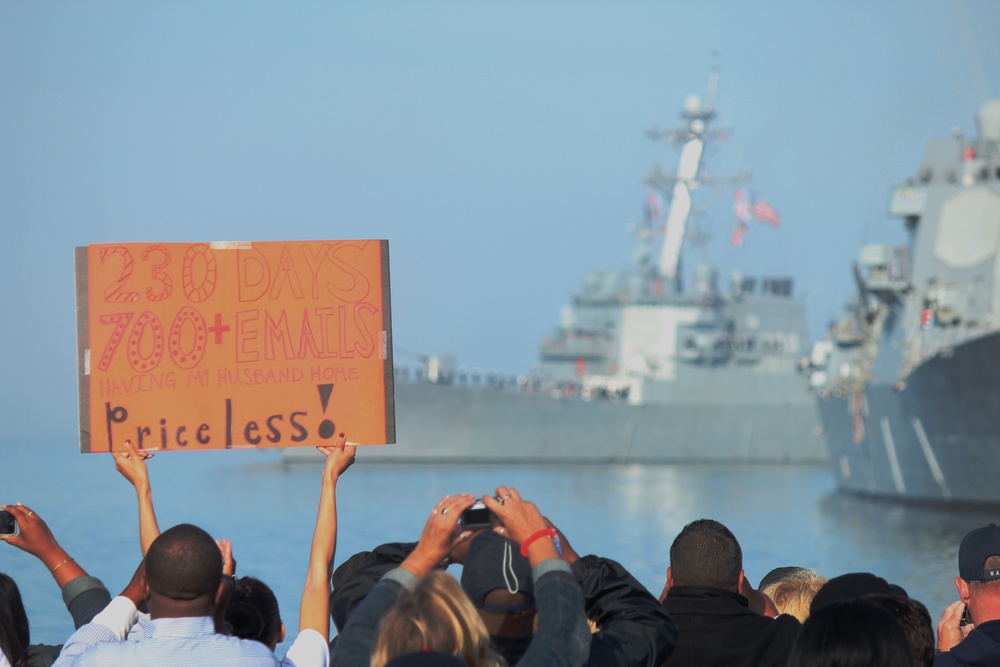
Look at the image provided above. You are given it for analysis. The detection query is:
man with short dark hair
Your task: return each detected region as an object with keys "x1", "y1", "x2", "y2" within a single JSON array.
[
  {"x1": 658, "y1": 519, "x2": 800, "y2": 667},
  {"x1": 54, "y1": 523, "x2": 283, "y2": 666},
  {"x1": 935, "y1": 523, "x2": 1000, "y2": 666}
]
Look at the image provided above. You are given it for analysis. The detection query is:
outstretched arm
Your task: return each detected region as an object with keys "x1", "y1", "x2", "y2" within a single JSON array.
[
  {"x1": 299, "y1": 434, "x2": 357, "y2": 640},
  {"x1": 1, "y1": 503, "x2": 87, "y2": 587},
  {"x1": 113, "y1": 439, "x2": 160, "y2": 556},
  {"x1": 2, "y1": 504, "x2": 113, "y2": 631}
]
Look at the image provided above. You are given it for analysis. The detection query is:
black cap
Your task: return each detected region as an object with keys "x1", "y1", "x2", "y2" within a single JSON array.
[
  {"x1": 810, "y1": 572, "x2": 896, "y2": 614},
  {"x1": 460, "y1": 531, "x2": 534, "y2": 614},
  {"x1": 959, "y1": 524, "x2": 1000, "y2": 582}
]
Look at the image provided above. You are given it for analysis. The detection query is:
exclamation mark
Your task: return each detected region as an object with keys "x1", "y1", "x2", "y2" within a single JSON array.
[{"x1": 317, "y1": 383, "x2": 336, "y2": 439}]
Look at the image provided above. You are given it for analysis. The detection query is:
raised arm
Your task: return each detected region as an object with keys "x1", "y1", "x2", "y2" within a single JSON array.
[
  {"x1": 1, "y1": 503, "x2": 87, "y2": 586},
  {"x1": 1, "y1": 503, "x2": 111, "y2": 630},
  {"x1": 113, "y1": 439, "x2": 160, "y2": 555},
  {"x1": 299, "y1": 434, "x2": 357, "y2": 640}
]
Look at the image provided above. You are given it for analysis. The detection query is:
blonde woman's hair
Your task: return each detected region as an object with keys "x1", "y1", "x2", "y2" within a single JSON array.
[
  {"x1": 761, "y1": 568, "x2": 826, "y2": 623},
  {"x1": 371, "y1": 571, "x2": 506, "y2": 667}
]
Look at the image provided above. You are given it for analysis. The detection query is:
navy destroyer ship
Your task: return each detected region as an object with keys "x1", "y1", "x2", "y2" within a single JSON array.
[
  {"x1": 812, "y1": 99, "x2": 1000, "y2": 503},
  {"x1": 286, "y1": 76, "x2": 826, "y2": 463}
]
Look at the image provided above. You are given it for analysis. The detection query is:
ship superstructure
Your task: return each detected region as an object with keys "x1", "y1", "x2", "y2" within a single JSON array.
[
  {"x1": 814, "y1": 100, "x2": 1000, "y2": 502},
  {"x1": 284, "y1": 76, "x2": 825, "y2": 464}
]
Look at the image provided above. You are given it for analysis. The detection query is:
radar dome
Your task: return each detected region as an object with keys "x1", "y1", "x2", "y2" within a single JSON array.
[{"x1": 977, "y1": 99, "x2": 1000, "y2": 141}]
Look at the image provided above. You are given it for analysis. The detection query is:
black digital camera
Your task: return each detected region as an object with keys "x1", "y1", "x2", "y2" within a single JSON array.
[
  {"x1": 459, "y1": 501, "x2": 495, "y2": 530},
  {"x1": 0, "y1": 510, "x2": 17, "y2": 537}
]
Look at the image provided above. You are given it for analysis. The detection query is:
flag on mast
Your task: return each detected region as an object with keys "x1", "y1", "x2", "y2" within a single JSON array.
[{"x1": 734, "y1": 188, "x2": 781, "y2": 227}]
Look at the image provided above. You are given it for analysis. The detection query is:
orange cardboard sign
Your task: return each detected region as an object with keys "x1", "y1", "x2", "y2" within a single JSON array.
[{"x1": 75, "y1": 241, "x2": 394, "y2": 453}]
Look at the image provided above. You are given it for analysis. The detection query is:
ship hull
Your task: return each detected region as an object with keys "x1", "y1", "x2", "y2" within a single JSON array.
[
  {"x1": 283, "y1": 380, "x2": 826, "y2": 463},
  {"x1": 819, "y1": 333, "x2": 1000, "y2": 504}
]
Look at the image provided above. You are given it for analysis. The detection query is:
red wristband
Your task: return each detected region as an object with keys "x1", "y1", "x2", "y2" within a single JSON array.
[{"x1": 520, "y1": 528, "x2": 558, "y2": 557}]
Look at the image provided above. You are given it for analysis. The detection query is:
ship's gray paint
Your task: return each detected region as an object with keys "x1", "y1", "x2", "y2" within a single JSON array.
[{"x1": 815, "y1": 100, "x2": 1000, "y2": 504}]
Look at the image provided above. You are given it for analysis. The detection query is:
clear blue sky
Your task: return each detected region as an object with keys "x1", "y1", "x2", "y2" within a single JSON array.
[{"x1": 2, "y1": 0, "x2": 998, "y2": 444}]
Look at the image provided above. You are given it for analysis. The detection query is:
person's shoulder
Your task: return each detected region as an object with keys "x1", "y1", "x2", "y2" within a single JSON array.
[
  {"x1": 939, "y1": 624, "x2": 1000, "y2": 666},
  {"x1": 282, "y1": 628, "x2": 330, "y2": 667},
  {"x1": 769, "y1": 613, "x2": 802, "y2": 640},
  {"x1": 772, "y1": 613, "x2": 802, "y2": 628}
]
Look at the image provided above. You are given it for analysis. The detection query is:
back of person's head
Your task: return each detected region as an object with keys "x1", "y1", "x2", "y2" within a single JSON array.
[
  {"x1": 759, "y1": 566, "x2": 810, "y2": 591},
  {"x1": 371, "y1": 571, "x2": 504, "y2": 667},
  {"x1": 225, "y1": 576, "x2": 283, "y2": 650},
  {"x1": 809, "y1": 572, "x2": 894, "y2": 615},
  {"x1": 787, "y1": 598, "x2": 914, "y2": 667},
  {"x1": 461, "y1": 531, "x2": 534, "y2": 615},
  {"x1": 145, "y1": 523, "x2": 222, "y2": 601},
  {"x1": 969, "y1": 555, "x2": 1000, "y2": 600},
  {"x1": 669, "y1": 519, "x2": 742, "y2": 590},
  {"x1": 865, "y1": 594, "x2": 934, "y2": 667},
  {"x1": 959, "y1": 523, "x2": 1000, "y2": 585},
  {"x1": 761, "y1": 568, "x2": 826, "y2": 622},
  {"x1": 0, "y1": 574, "x2": 29, "y2": 667}
]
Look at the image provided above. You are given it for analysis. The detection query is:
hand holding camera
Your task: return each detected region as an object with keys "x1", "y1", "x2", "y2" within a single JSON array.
[
  {"x1": 482, "y1": 486, "x2": 547, "y2": 545},
  {"x1": 401, "y1": 494, "x2": 477, "y2": 577},
  {"x1": 1, "y1": 503, "x2": 59, "y2": 557}
]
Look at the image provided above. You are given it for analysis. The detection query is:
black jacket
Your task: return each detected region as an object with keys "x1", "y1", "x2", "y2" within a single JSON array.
[
  {"x1": 661, "y1": 585, "x2": 800, "y2": 667},
  {"x1": 935, "y1": 619, "x2": 1000, "y2": 667},
  {"x1": 571, "y1": 555, "x2": 677, "y2": 667}
]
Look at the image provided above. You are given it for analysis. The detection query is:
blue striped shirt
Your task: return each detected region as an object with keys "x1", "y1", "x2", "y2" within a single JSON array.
[{"x1": 54, "y1": 597, "x2": 328, "y2": 667}]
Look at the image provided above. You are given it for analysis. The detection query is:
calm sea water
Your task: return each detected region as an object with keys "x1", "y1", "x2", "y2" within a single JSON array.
[{"x1": 3, "y1": 439, "x2": 997, "y2": 654}]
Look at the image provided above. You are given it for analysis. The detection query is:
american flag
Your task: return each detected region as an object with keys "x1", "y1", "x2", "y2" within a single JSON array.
[{"x1": 734, "y1": 188, "x2": 781, "y2": 227}]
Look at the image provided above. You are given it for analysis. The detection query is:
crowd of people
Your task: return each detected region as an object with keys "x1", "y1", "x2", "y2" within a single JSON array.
[{"x1": 2, "y1": 440, "x2": 1000, "y2": 666}]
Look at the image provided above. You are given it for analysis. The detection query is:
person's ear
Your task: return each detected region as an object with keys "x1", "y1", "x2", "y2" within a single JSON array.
[
  {"x1": 660, "y1": 567, "x2": 674, "y2": 603},
  {"x1": 956, "y1": 577, "x2": 971, "y2": 604},
  {"x1": 279, "y1": 622, "x2": 286, "y2": 643}
]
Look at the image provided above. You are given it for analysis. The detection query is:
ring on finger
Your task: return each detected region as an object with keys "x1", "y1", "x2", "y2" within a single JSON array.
[{"x1": 27, "y1": 511, "x2": 34, "y2": 517}]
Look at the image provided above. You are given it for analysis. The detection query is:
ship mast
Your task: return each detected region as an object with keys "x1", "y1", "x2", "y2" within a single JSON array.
[{"x1": 648, "y1": 68, "x2": 718, "y2": 287}]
